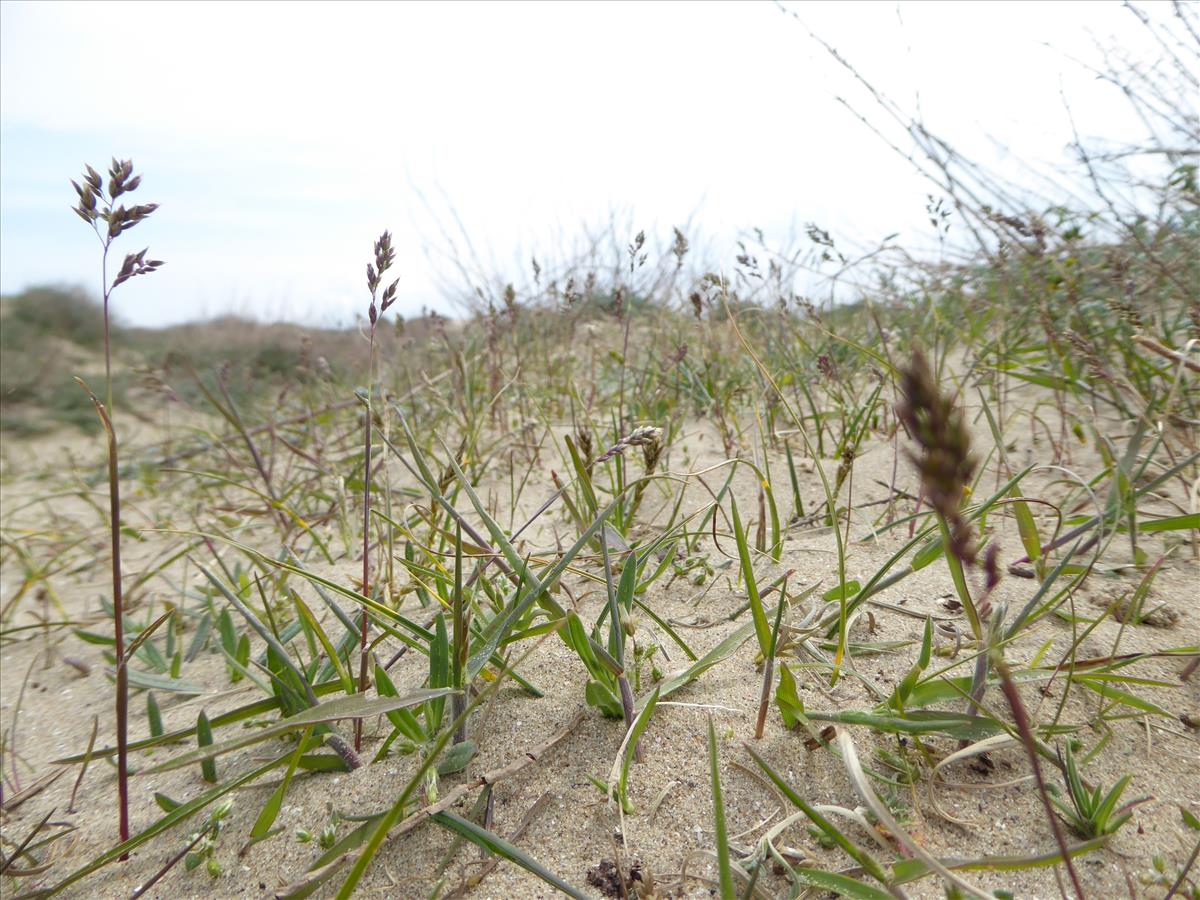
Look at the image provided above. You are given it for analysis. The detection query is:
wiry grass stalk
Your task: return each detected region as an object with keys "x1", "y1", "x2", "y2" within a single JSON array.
[
  {"x1": 356, "y1": 232, "x2": 399, "y2": 752},
  {"x1": 70, "y1": 159, "x2": 162, "y2": 853},
  {"x1": 994, "y1": 649, "x2": 1088, "y2": 900},
  {"x1": 451, "y1": 523, "x2": 468, "y2": 745}
]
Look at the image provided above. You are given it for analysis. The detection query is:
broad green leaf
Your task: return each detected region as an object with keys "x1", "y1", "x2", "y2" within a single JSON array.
[
  {"x1": 1011, "y1": 491, "x2": 1043, "y2": 577},
  {"x1": 436, "y1": 740, "x2": 477, "y2": 776},
  {"x1": 1182, "y1": 807, "x2": 1200, "y2": 832},
  {"x1": 822, "y1": 580, "x2": 862, "y2": 602},
  {"x1": 374, "y1": 662, "x2": 428, "y2": 744},
  {"x1": 146, "y1": 692, "x2": 163, "y2": 738},
  {"x1": 197, "y1": 710, "x2": 217, "y2": 783}
]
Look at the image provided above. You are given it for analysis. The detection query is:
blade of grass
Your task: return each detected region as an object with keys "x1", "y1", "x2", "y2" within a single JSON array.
[
  {"x1": 708, "y1": 716, "x2": 735, "y2": 900},
  {"x1": 429, "y1": 811, "x2": 588, "y2": 899},
  {"x1": 145, "y1": 689, "x2": 454, "y2": 774}
]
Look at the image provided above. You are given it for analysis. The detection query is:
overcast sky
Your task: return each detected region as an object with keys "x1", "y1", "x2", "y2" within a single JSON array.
[{"x1": 0, "y1": 1, "x2": 1169, "y2": 327}]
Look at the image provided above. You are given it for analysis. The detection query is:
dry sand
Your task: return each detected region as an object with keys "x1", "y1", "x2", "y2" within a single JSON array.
[{"x1": 1, "y1": 411, "x2": 1197, "y2": 899}]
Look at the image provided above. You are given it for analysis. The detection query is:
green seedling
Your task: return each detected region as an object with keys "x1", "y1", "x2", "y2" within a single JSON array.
[{"x1": 1049, "y1": 741, "x2": 1149, "y2": 839}]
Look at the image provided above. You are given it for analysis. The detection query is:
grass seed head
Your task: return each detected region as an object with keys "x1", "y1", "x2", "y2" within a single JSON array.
[{"x1": 896, "y1": 349, "x2": 978, "y2": 565}]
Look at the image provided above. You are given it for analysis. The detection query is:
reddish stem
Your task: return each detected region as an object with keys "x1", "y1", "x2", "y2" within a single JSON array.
[{"x1": 356, "y1": 327, "x2": 377, "y2": 752}]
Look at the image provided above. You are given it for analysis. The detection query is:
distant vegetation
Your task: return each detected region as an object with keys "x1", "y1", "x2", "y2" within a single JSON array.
[{"x1": 0, "y1": 285, "x2": 444, "y2": 435}]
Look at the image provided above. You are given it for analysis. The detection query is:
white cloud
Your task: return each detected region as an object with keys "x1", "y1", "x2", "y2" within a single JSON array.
[{"x1": 1, "y1": 0, "x2": 1179, "y2": 325}]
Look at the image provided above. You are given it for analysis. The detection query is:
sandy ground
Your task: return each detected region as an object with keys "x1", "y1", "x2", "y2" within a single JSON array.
[{"x1": 1, "y1": 410, "x2": 1197, "y2": 899}]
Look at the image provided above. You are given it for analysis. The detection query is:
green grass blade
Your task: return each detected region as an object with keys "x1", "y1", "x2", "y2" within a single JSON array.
[
  {"x1": 793, "y1": 868, "x2": 895, "y2": 899},
  {"x1": 293, "y1": 592, "x2": 354, "y2": 694},
  {"x1": 429, "y1": 810, "x2": 588, "y2": 899},
  {"x1": 1076, "y1": 680, "x2": 1173, "y2": 717},
  {"x1": 250, "y1": 726, "x2": 316, "y2": 841},
  {"x1": 146, "y1": 689, "x2": 454, "y2": 774},
  {"x1": 616, "y1": 687, "x2": 659, "y2": 810},
  {"x1": 708, "y1": 716, "x2": 735, "y2": 900},
  {"x1": 806, "y1": 708, "x2": 1004, "y2": 741},
  {"x1": 637, "y1": 591, "x2": 812, "y2": 710},
  {"x1": 745, "y1": 745, "x2": 892, "y2": 885},
  {"x1": 1138, "y1": 513, "x2": 1200, "y2": 532},
  {"x1": 891, "y1": 836, "x2": 1111, "y2": 881},
  {"x1": 53, "y1": 680, "x2": 347, "y2": 764},
  {"x1": 730, "y1": 496, "x2": 771, "y2": 657}
]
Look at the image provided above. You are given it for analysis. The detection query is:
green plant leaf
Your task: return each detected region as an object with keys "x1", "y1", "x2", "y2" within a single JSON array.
[
  {"x1": 429, "y1": 810, "x2": 588, "y2": 898},
  {"x1": 822, "y1": 580, "x2": 862, "y2": 602},
  {"x1": 293, "y1": 592, "x2": 354, "y2": 694},
  {"x1": 40, "y1": 752, "x2": 292, "y2": 896},
  {"x1": 1181, "y1": 807, "x2": 1200, "y2": 832},
  {"x1": 807, "y1": 708, "x2": 1004, "y2": 741},
  {"x1": 1076, "y1": 680, "x2": 1172, "y2": 718},
  {"x1": 146, "y1": 689, "x2": 454, "y2": 773},
  {"x1": 436, "y1": 740, "x2": 477, "y2": 776},
  {"x1": 708, "y1": 717, "x2": 734, "y2": 899},
  {"x1": 616, "y1": 687, "x2": 659, "y2": 811},
  {"x1": 775, "y1": 662, "x2": 805, "y2": 729},
  {"x1": 641, "y1": 599, "x2": 796, "y2": 709},
  {"x1": 250, "y1": 726, "x2": 316, "y2": 841},
  {"x1": 793, "y1": 868, "x2": 895, "y2": 899},
  {"x1": 1138, "y1": 513, "x2": 1200, "y2": 532},
  {"x1": 730, "y1": 496, "x2": 772, "y2": 657}
]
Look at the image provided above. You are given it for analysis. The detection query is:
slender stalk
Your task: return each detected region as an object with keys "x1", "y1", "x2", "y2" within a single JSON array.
[
  {"x1": 104, "y1": 398, "x2": 129, "y2": 851},
  {"x1": 72, "y1": 160, "x2": 161, "y2": 853},
  {"x1": 129, "y1": 822, "x2": 214, "y2": 899},
  {"x1": 452, "y1": 523, "x2": 467, "y2": 744},
  {"x1": 88, "y1": 234, "x2": 127, "y2": 850},
  {"x1": 355, "y1": 231, "x2": 398, "y2": 753},
  {"x1": 356, "y1": 325, "x2": 375, "y2": 753},
  {"x1": 756, "y1": 579, "x2": 787, "y2": 739},
  {"x1": 102, "y1": 248, "x2": 112, "y2": 412},
  {"x1": 95, "y1": 235, "x2": 131, "y2": 854},
  {"x1": 995, "y1": 652, "x2": 1087, "y2": 900}
]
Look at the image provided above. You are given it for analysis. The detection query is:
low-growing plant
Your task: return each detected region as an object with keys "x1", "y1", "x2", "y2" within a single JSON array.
[{"x1": 1049, "y1": 741, "x2": 1150, "y2": 840}]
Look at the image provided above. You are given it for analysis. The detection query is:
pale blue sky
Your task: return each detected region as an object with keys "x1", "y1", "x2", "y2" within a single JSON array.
[{"x1": 0, "y1": 1, "x2": 1165, "y2": 327}]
